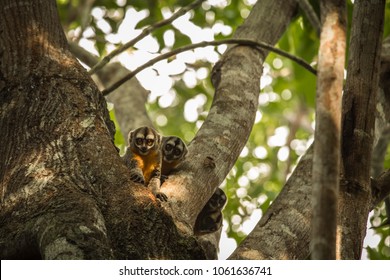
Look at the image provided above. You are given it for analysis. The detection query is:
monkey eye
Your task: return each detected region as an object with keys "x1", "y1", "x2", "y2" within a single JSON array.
[
  {"x1": 165, "y1": 144, "x2": 173, "y2": 151},
  {"x1": 146, "y1": 139, "x2": 154, "y2": 146},
  {"x1": 136, "y1": 138, "x2": 143, "y2": 145},
  {"x1": 174, "y1": 148, "x2": 181, "y2": 156}
]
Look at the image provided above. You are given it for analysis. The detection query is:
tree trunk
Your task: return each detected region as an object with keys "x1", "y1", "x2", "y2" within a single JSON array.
[
  {"x1": 311, "y1": 0, "x2": 346, "y2": 260},
  {"x1": 340, "y1": 0, "x2": 385, "y2": 259},
  {"x1": 0, "y1": 0, "x2": 203, "y2": 260},
  {"x1": 0, "y1": 0, "x2": 115, "y2": 259}
]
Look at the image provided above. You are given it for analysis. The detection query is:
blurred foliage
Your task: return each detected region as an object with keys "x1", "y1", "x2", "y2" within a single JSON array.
[
  {"x1": 367, "y1": 200, "x2": 390, "y2": 260},
  {"x1": 59, "y1": 0, "x2": 390, "y2": 259}
]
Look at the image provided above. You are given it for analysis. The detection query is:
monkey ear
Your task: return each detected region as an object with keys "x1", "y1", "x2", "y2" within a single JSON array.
[
  {"x1": 161, "y1": 136, "x2": 167, "y2": 146},
  {"x1": 157, "y1": 133, "x2": 162, "y2": 145},
  {"x1": 128, "y1": 130, "x2": 134, "y2": 142},
  {"x1": 182, "y1": 145, "x2": 188, "y2": 157}
]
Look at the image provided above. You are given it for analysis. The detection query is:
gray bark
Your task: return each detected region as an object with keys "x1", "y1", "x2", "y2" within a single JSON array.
[
  {"x1": 340, "y1": 0, "x2": 385, "y2": 259},
  {"x1": 0, "y1": 0, "x2": 114, "y2": 259},
  {"x1": 0, "y1": 0, "x2": 202, "y2": 260}
]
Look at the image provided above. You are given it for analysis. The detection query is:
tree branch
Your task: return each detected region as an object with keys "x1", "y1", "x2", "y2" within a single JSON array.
[
  {"x1": 371, "y1": 37, "x2": 390, "y2": 206},
  {"x1": 372, "y1": 169, "x2": 390, "y2": 207},
  {"x1": 230, "y1": 145, "x2": 314, "y2": 259},
  {"x1": 373, "y1": 35, "x2": 390, "y2": 225},
  {"x1": 311, "y1": 0, "x2": 346, "y2": 260},
  {"x1": 158, "y1": 0, "x2": 299, "y2": 250},
  {"x1": 101, "y1": 38, "x2": 317, "y2": 96},
  {"x1": 297, "y1": 0, "x2": 321, "y2": 36},
  {"x1": 88, "y1": 0, "x2": 206, "y2": 75}
]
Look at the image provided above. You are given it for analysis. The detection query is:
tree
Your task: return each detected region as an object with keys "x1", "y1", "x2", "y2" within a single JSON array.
[{"x1": 1, "y1": 0, "x2": 390, "y2": 260}]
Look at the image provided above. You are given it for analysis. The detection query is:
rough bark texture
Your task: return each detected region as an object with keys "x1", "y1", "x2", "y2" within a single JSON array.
[
  {"x1": 0, "y1": 0, "x2": 204, "y2": 260},
  {"x1": 311, "y1": 0, "x2": 346, "y2": 260},
  {"x1": 340, "y1": 0, "x2": 385, "y2": 259},
  {"x1": 0, "y1": 0, "x2": 115, "y2": 259}
]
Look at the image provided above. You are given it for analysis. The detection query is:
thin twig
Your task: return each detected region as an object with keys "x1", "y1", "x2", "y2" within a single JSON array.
[
  {"x1": 101, "y1": 38, "x2": 317, "y2": 96},
  {"x1": 88, "y1": 0, "x2": 206, "y2": 75},
  {"x1": 297, "y1": 0, "x2": 321, "y2": 37}
]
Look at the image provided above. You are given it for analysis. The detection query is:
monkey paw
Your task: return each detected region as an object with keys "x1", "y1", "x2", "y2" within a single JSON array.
[
  {"x1": 160, "y1": 175, "x2": 169, "y2": 184},
  {"x1": 155, "y1": 192, "x2": 168, "y2": 202},
  {"x1": 129, "y1": 171, "x2": 145, "y2": 185}
]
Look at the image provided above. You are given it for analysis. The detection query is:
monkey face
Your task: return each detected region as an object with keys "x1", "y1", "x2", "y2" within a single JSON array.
[
  {"x1": 129, "y1": 126, "x2": 161, "y2": 155},
  {"x1": 208, "y1": 188, "x2": 227, "y2": 210},
  {"x1": 162, "y1": 136, "x2": 188, "y2": 163},
  {"x1": 193, "y1": 188, "x2": 227, "y2": 235}
]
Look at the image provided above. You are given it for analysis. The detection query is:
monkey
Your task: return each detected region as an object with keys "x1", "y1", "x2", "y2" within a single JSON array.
[
  {"x1": 161, "y1": 136, "x2": 188, "y2": 179},
  {"x1": 194, "y1": 188, "x2": 227, "y2": 236},
  {"x1": 122, "y1": 126, "x2": 167, "y2": 201}
]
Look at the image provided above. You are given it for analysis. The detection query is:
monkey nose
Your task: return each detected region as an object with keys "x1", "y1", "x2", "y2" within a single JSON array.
[{"x1": 165, "y1": 155, "x2": 175, "y2": 161}]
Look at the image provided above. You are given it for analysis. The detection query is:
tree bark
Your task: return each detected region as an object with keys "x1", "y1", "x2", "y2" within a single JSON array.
[
  {"x1": 340, "y1": 0, "x2": 385, "y2": 259},
  {"x1": 0, "y1": 0, "x2": 115, "y2": 259},
  {"x1": 311, "y1": 0, "x2": 346, "y2": 260},
  {"x1": 0, "y1": 0, "x2": 203, "y2": 260}
]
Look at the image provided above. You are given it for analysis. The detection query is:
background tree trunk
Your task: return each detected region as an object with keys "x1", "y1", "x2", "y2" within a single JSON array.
[
  {"x1": 311, "y1": 0, "x2": 346, "y2": 260},
  {"x1": 340, "y1": 0, "x2": 385, "y2": 259},
  {"x1": 230, "y1": 1, "x2": 389, "y2": 260}
]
